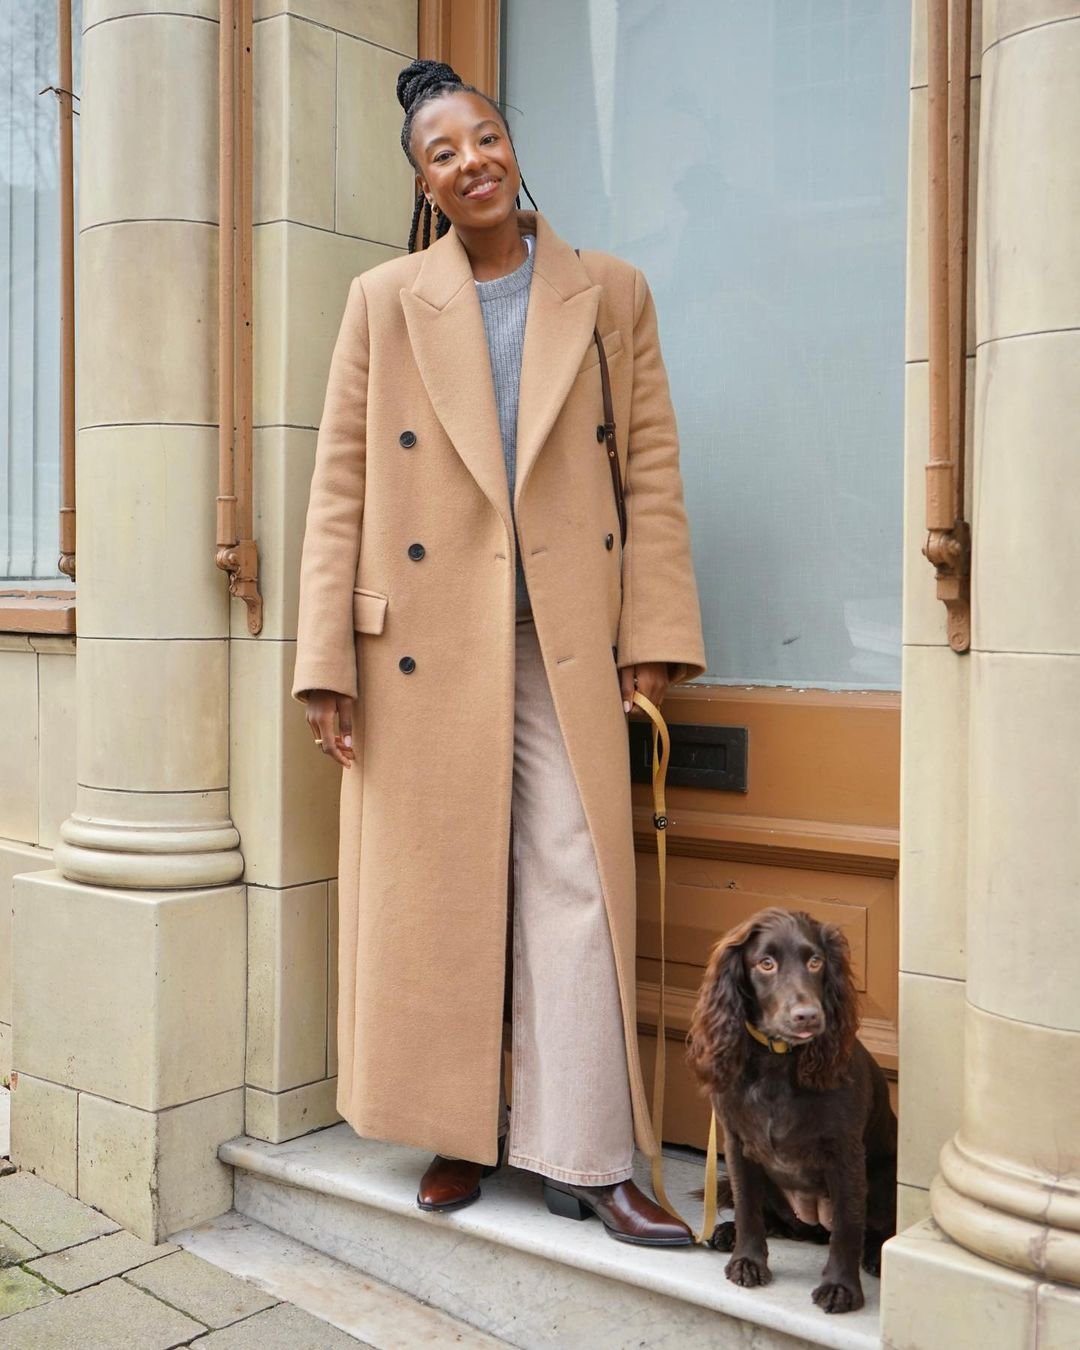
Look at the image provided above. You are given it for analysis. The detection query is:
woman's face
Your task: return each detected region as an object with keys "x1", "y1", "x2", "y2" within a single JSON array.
[{"x1": 411, "y1": 90, "x2": 521, "y2": 231}]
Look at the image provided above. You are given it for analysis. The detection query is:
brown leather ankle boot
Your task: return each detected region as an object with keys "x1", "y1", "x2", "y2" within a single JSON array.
[{"x1": 543, "y1": 1178, "x2": 693, "y2": 1246}]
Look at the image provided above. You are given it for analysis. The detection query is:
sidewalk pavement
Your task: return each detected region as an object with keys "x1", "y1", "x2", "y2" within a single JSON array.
[{"x1": 0, "y1": 1166, "x2": 370, "y2": 1348}]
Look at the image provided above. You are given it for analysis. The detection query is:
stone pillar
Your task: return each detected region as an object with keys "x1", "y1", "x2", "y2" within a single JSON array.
[
  {"x1": 11, "y1": 1, "x2": 245, "y2": 1242},
  {"x1": 231, "y1": 0, "x2": 413, "y2": 1145},
  {"x1": 884, "y1": 4, "x2": 1080, "y2": 1344}
]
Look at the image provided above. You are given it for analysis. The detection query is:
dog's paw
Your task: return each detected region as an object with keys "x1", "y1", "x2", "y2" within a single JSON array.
[
  {"x1": 862, "y1": 1231, "x2": 886, "y2": 1277},
  {"x1": 709, "y1": 1221, "x2": 737, "y2": 1252},
  {"x1": 725, "y1": 1255, "x2": 772, "y2": 1288},
  {"x1": 812, "y1": 1279, "x2": 864, "y2": 1314}
]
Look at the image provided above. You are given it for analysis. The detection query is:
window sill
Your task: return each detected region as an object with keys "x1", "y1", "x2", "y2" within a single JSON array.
[{"x1": 0, "y1": 590, "x2": 76, "y2": 636}]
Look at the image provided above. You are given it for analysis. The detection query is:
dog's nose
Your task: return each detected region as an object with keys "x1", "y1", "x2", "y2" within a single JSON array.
[{"x1": 790, "y1": 1004, "x2": 823, "y2": 1030}]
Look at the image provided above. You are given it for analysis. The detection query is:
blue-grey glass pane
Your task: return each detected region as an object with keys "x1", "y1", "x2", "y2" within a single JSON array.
[{"x1": 503, "y1": 0, "x2": 908, "y2": 689}]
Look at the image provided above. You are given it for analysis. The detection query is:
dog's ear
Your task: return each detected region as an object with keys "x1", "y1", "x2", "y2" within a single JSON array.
[
  {"x1": 798, "y1": 922, "x2": 860, "y2": 1091},
  {"x1": 687, "y1": 916, "x2": 758, "y2": 1095}
]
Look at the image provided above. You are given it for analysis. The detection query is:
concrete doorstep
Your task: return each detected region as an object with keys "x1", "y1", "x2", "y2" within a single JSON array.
[{"x1": 0, "y1": 1168, "x2": 497, "y2": 1348}]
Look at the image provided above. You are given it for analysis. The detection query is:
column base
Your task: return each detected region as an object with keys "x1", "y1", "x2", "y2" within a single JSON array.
[
  {"x1": 934, "y1": 1148, "x2": 1080, "y2": 1286},
  {"x1": 56, "y1": 786, "x2": 243, "y2": 889},
  {"x1": 11, "y1": 869, "x2": 246, "y2": 1240},
  {"x1": 882, "y1": 1218, "x2": 1080, "y2": 1350}
]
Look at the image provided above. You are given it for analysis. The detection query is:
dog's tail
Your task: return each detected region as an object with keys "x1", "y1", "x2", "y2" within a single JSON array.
[{"x1": 690, "y1": 1176, "x2": 734, "y2": 1209}]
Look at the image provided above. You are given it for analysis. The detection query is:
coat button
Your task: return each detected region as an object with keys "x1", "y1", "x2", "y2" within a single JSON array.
[
  {"x1": 605, "y1": 533, "x2": 614, "y2": 550},
  {"x1": 399, "y1": 656, "x2": 416, "y2": 674},
  {"x1": 399, "y1": 430, "x2": 417, "y2": 448},
  {"x1": 408, "y1": 543, "x2": 425, "y2": 561}
]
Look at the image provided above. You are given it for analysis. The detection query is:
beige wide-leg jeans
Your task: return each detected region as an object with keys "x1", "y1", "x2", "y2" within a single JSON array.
[{"x1": 504, "y1": 618, "x2": 636, "y2": 1185}]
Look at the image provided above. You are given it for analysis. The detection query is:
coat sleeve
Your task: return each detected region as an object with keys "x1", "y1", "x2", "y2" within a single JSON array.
[
  {"x1": 615, "y1": 269, "x2": 707, "y2": 684},
  {"x1": 291, "y1": 277, "x2": 370, "y2": 702}
]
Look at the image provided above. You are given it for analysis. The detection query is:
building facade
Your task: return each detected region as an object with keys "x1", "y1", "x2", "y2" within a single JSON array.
[{"x1": 0, "y1": 1, "x2": 1077, "y2": 1345}]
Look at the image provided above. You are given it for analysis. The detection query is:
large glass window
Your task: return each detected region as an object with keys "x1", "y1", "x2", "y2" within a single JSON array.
[
  {"x1": 503, "y1": 0, "x2": 909, "y2": 688},
  {"x1": 0, "y1": 0, "x2": 80, "y2": 582}
]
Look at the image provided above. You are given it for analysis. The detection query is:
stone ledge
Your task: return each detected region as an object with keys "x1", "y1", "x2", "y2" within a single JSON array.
[{"x1": 221, "y1": 1126, "x2": 882, "y2": 1350}]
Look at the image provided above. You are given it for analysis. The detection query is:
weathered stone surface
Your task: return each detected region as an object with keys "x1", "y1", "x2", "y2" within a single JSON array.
[
  {"x1": 0, "y1": 1173, "x2": 117, "y2": 1253},
  {"x1": 0, "y1": 1266, "x2": 58, "y2": 1319},
  {"x1": 25, "y1": 1229, "x2": 176, "y2": 1293},
  {"x1": 0, "y1": 1275, "x2": 203, "y2": 1347},
  {"x1": 0, "y1": 1219, "x2": 41, "y2": 1268},
  {"x1": 193, "y1": 1301, "x2": 370, "y2": 1348},
  {"x1": 125, "y1": 1249, "x2": 277, "y2": 1329}
]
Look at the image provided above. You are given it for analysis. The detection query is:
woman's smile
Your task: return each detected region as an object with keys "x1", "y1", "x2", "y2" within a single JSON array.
[{"x1": 462, "y1": 174, "x2": 500, "y2": 201}]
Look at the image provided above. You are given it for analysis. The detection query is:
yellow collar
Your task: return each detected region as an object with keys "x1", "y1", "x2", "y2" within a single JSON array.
[{"x1": 745, "y1": 1021, "x2": 795, "y2": 1055}]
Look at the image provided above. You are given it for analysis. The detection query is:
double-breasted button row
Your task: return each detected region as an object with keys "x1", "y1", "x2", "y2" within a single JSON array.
[
  {"x1": 408, "y1": 542, "x2": 425, "y2": 561},
  {"x1": 399, "y1": 656, "x2": 416, "y2": 674},
  {"x1": 399, "y1": 430, "x2": 417, "y2": 449}
]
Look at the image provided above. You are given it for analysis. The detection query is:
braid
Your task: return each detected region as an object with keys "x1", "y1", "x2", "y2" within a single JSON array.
[
  {"x1": 397, "y1": 58, "x2": 530, "y2": 250},
  {"x1": 407, "y1": 191, "x2": 424, "y2": 253}
]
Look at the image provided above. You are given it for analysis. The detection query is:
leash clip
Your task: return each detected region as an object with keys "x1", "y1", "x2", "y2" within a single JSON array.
[{"x1": 653, "y1": 812, "x2": 669, "y2": 830}]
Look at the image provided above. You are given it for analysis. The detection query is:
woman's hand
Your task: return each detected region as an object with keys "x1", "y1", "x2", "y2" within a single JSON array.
[
  {"x1": 619, "y1": 662, "x2": 670, "y2": 715},
  {"x1": 304, "y1": 690, "x2": 356, "y2": 769}
]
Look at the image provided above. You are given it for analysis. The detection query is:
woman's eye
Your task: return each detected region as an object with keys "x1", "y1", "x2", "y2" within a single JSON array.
[
  {"x1": 480, "y1": 134, "x2": 498, "y2": 145},
  {"x1": 807, "y1": 956, "x2": 824, "y2": 972},
  {"x1": 434, "y1": 150, "x2": 452, "y2": 163}
]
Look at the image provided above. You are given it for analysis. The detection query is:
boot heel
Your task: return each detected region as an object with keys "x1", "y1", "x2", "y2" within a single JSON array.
[{"x1": 543, "y1": 1182, "x2": 589, "y2": 1222}]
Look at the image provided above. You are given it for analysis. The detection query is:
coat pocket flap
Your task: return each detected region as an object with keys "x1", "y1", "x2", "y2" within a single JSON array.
[
  {"x1": 352, "y1": 589, "x2": 388, "y2": 635},
  {"x1": 576, "y1": 329, "x2": 623, "y2": 375}
]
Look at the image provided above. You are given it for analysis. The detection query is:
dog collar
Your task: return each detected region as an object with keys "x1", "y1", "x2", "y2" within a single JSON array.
[{"x1": 745, "y1": 1021, "x2": 796, "y2": 1055}]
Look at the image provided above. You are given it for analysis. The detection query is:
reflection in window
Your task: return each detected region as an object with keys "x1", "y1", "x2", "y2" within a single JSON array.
[
  {"x1": 0, "y1": 1, "x2": 81, "y2": 582},
  {"x1": 503, "y1": 0, "x2": 909, "y2": 688}
]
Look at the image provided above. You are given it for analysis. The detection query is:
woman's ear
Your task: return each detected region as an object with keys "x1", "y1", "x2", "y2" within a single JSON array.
[{"x1": 799, "y1": 922, "x2": 860, "y2": 1091}]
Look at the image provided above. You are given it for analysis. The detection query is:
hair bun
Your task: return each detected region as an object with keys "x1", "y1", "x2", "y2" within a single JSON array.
[{"x1": 396, "y1": 59, "x2": 463, "y2": 114}]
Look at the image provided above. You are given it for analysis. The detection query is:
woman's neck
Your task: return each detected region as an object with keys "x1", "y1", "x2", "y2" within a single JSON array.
[{"x1": 458, "y1": 214, "x2": 528, "y2": 282}]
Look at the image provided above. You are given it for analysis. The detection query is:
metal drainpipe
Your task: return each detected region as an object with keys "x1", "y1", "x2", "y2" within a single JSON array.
[
  {"x1": 216, "y1": 0, "x2": 263, "y2": 634},
  {"x1": 57, "y1": 0, "x2": 76, "y2": 582},
  {"x1": 923, "y1": 0, "x2": 972, "y2": 653}
]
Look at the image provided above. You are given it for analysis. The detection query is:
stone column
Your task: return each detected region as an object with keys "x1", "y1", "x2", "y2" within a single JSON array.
[
  {"x1": 11, "y1": 1, "x2": 245, "y2": 1242},
  {"x1": 884, "y1": 4, "x2": 1080, "y2": 1345},
  {"x1": 932, "y1": 0, "x2": 1080, "y2": 1286}
]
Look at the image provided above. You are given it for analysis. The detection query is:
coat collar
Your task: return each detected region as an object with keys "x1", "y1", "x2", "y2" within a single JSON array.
[{"x1": 400, "y1": 213, "x2": 601, "y2": 534}]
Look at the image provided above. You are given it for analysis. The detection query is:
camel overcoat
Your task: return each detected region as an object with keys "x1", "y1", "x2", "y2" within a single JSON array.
[{"x1": 292, "y1": 211, "x2": 705, "y2": 1165}]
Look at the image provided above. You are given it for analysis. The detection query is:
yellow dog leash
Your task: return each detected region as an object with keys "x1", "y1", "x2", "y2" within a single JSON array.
[{"x1": 631, "y1": 690, "x2": 719, "y2": 1247}]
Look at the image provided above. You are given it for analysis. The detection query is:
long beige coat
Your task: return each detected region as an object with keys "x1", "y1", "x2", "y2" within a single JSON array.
[{"x1": 293, "y1": 212, "x2": 705, "y2": 1165}]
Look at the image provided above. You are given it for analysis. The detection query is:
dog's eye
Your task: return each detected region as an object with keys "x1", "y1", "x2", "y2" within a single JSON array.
[
  {"x1": 757, "y1": 956, "x2": 777, "y2": 973},
  {"x1": 807, "y1": 955, "x2": 824, "y2": 972}
]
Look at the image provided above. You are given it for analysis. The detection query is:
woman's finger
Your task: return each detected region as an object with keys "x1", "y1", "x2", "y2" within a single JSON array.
[
  {"x1": 337, "y1": 697, "x2": 355, "y2": 768},
  {"x1": 619, "y1": 665, "x2": 635, "y2": 714}
]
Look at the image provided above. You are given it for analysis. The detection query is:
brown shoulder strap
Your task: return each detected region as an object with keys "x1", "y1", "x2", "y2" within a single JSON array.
[{"x1": 576, "y1": 250, "x2": 627, "y2": 547}]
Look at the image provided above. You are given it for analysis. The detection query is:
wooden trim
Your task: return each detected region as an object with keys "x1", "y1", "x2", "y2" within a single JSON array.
[
  {"x1": 418, "y1": 0, "x2": 500, "y2": 98},
  {"x1": 0, "y1": 591, "x2": 76, "y2": 635}
]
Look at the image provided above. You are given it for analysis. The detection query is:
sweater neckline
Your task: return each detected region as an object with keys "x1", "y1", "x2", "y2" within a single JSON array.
[{"x1": 475, "y1": 234, "x2": 535, "y2": 300}]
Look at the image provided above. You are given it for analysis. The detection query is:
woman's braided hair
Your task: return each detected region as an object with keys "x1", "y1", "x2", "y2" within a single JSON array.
[{"x1": 397, "y1": 58, "x2": 535, "y2": 252}]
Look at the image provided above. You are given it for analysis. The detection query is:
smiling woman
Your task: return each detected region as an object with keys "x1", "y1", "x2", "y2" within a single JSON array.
[{"x1": 292, "y1": 56, "x2": 705, "y2": 1249}]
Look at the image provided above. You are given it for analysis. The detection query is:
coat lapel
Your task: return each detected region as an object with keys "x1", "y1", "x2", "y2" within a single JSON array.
[
  {"x1": 401, "y1": 230, "x2": 512, "y2": 539},
  {"x1": 400, "y1": 214, "x2": 600, "y2": 531},
  {"x1": 514, "y1": 215, "x2": 600, "y2": 510}
]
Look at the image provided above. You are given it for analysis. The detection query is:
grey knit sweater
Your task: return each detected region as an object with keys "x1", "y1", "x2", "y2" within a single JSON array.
[{"x1": 475, "y1": 234, "x2": 535, "y2": 616}]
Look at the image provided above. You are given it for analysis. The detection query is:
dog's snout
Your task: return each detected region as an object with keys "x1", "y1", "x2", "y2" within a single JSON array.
[{"x1": 790, "y1": 1004, "x2": 823, "y2": 1031}]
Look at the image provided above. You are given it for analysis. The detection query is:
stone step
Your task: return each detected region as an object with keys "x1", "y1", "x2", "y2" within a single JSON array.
[
  {"x1": 172, "y1": 1209, "x2": 509, "y2": 1347},
  {"x1": 221, "y1": 1126, "x2": 882, "y2": 1350}
]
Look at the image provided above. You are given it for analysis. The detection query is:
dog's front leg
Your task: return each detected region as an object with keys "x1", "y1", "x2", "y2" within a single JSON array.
[
  {"x1": 813, "y1": 1145, "x2": 867, "y2": 1314},
  {"x1": 722, "y1": 1127, "x2": 772, "y2": 1288}
]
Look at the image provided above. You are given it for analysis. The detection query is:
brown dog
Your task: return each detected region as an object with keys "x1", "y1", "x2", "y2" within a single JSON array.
[{"x1": 688, "y1": 908, "x2": 896, "y2": 1314}]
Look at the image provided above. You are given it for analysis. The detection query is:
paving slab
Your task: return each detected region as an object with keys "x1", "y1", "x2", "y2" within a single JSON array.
[
  {"x1": 126, "y1": 1249, "x2": 278, "y2": 1329},
  {"x1": 26, "y1": 1228, "x2": 177, "y2": 1292},
  {"x1": 0, "y1": 1266, "x2": 60, "y2": 1320},
  {"x1": 190, "y1": 1301, "x2": 371, "y2": 1348},
  {"x1": 2, "y1": 1274, "x2": 203, "y2": 1348},
  {"x1": 0, "y1": 1219, "x2": 42, "y2": 1267},
  {"x1": 0, "y1": 1173, "x2": 118, "y2": 1252}
]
